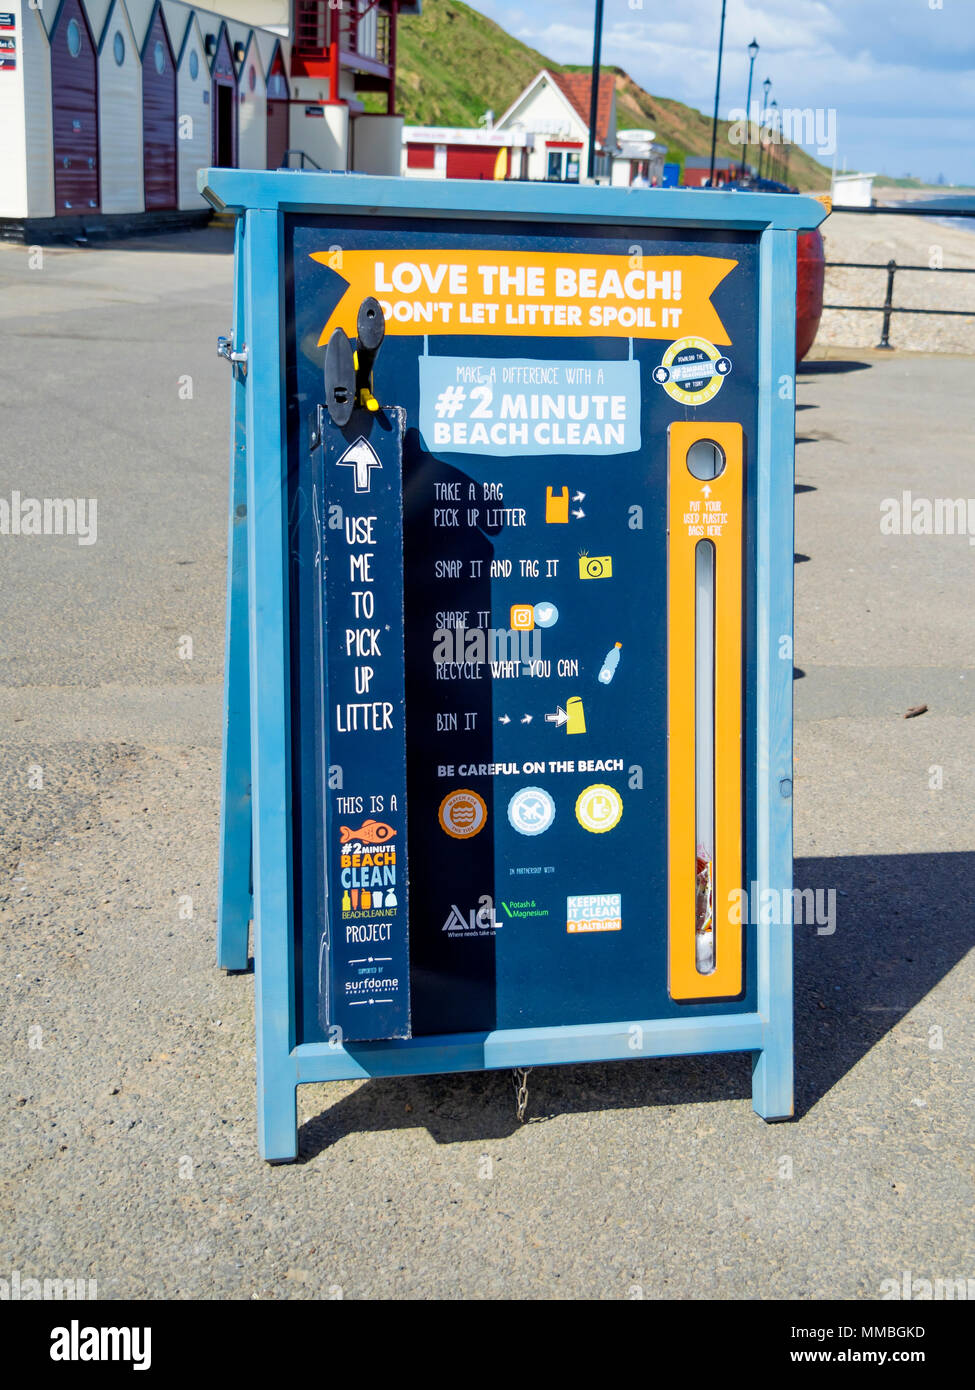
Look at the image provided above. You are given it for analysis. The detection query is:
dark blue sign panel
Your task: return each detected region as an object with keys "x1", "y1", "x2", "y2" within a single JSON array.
[
  {"x1": 286, "y1": 215, "x2": 760, "y2": 1044},
  {"x1": 314, "y1": 406, "x2": 410, "y2": 1040}
]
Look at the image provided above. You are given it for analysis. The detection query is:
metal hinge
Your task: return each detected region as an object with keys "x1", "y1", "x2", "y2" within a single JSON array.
[{"x1": 217, "y1": 336, "x2": 248, "y2": 374}]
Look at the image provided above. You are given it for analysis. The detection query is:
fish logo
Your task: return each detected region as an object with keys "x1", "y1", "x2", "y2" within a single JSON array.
[{"x1": 339, "y1": 819, "x2": 396, "y2": 845}]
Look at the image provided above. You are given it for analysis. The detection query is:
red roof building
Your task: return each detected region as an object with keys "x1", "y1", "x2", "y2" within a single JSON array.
[{"x1": 495, "y1": 68, "x2": 619, "y2": 182}]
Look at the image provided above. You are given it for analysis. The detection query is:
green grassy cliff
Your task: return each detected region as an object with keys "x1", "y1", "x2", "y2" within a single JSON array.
[{"x1": 387, "y1": 0, "x2": 831, "y2": 191}]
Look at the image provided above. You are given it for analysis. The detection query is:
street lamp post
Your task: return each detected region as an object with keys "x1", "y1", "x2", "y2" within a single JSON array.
[
  {"x1": 587, "y1": 0, "x2": 605, "y2": 182},
  {"x1": 758, "y1": 76, "x2": 771, "y2": 178},
  {"x1": 768, "y1": 99, "x2": 779, "y2": 183},
  {"x1": 741, "y1": 38, "x2": 759, "y2": 179},
  {"x1": 708, "y1": 0, "x2": 727, "y2": 186}
]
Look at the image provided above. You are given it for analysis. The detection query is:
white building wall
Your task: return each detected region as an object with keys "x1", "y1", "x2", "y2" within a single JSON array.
[
  {"x1": 236, "y1": 37, "x2": 266, "y2": 169},
  {"x1": 497, "y1": 77, "x2": 586, "y2": 183},
  {"x1": 25, "y1": 6, "x2": 55, "y2": 216},
  {"x1": 289, "y1": 99, "x2": 349, "y2": 170},
  {"x1": 0, "y1": 3, "x2": 56, "y2": 218},
  {"x1": 351, "y1": 113, "x2": 401, "y2": 175},
  {"x1": 97, "y1": 0, "x2": 144, "y2": 213},
  {"x1": 215, "y1": 0, "x2": 286, "y2": 29},
  {"x1": 832, "y1": 172, "x2": 875, "y2": 207},
  {"x1": 175, "y1": 17, "x2": 211, "y2": 208}
]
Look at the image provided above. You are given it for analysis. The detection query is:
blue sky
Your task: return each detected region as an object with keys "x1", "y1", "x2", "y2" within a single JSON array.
[{"x1": 472, "y1": 0, "x2": 974, "y2": 185}]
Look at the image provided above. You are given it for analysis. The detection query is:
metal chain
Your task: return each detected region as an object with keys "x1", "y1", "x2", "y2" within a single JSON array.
[{"x1": 511, "y1": 1067, "x2": 532, "y2": 1123}]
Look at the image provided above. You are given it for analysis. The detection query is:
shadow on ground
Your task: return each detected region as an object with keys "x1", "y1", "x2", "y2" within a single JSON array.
[
  {"x1": 798, "y1": 359, "x2": 873, "y2": 375},
  {"x1": 296, "y1": 851, "x2": 975, "y2": 1157}
]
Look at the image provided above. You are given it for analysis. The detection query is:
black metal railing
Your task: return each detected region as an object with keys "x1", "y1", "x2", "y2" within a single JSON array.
[
  {"x1": 281, "y1": 150, "x2": 323, "y2": 171},
  {"x1": 823, "y1": 261, "x2": 975, "y2": 349},
  {"x1": 822, "y1": 204, "x2": 975, "y2": 348}
]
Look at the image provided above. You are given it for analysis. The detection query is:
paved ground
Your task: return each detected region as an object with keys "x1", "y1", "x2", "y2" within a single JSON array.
[{"x1": 0, "y1": 232, "x2": 972, "y2": 1300}]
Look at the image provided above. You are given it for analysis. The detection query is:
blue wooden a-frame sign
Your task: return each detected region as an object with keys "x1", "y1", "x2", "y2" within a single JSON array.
[{"x1": 202, "y1": 168, "x2": 825, "y2": 1162}]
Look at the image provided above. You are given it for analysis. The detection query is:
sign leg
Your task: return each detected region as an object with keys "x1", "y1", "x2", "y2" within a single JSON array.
[
  {"x1": 217, "y1": 218, "x2": 253, "y2": 972},
  {"x1": 752, "y1": 1028, "x2": 794, "y2": 1121}
]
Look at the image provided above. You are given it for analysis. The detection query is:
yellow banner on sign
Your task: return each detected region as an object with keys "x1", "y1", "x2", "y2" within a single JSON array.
[{"x1": 310, "y1": 249, "x2": 738, "y2": 345}]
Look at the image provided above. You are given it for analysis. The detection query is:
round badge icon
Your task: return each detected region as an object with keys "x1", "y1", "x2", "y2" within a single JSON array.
[
  {"x1": 533, "y1": 600, "x2": 559, "y2": 629},
  {"x1": 575, "y1": 784, "x2": 623, "y2": 834},
  {"x1": 654, "y1": 336, "x2": 731, "y2": 406},
  {"x1": 507, "y1": 786, "x2": 556, "y2": 837},
  {"x1": 439, "y1": 789, "x2": 488, "y2": 839}
]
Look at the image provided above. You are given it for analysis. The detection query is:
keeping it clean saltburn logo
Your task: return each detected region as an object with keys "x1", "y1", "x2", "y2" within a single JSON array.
[{"x1": 567, "y1": 893, "x2": 622, "y2": 933}]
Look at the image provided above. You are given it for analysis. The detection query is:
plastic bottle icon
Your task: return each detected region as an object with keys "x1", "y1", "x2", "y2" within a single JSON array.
[
  {"x1": 341, "y1": 889, "x2": 352, "y2": 913},
  {"x1": 385, "y1": 889, "x2": 398, "y2": 908},
  {"x1": 598, "y1": 641, "x2": 622, "y2": 684}
]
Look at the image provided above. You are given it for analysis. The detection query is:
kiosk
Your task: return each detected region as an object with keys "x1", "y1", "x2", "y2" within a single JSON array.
[{"x1": 202, "y1": 168, "x2": 826, "y2": 1161}]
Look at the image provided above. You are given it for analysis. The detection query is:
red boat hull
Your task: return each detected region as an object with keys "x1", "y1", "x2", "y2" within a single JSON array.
[{"x1": 796, "y1": 228, "x2": 825, "y2": 361}]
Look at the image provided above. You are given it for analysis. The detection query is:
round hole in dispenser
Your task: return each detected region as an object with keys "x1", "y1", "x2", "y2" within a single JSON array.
[{"x1": 685, "y1": 438, "x2": 726, "y2": 481}]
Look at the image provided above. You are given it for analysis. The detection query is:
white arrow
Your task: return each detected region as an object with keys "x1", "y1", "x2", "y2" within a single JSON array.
[
  {"x1": 572, "y1": 491, "x2": 586, "y2": 502},
  {"x1": 521, "y1": 713, "x2": 533, "y2": 724},
  {"x1": 498, "y1": 714, "x2": 511, "y2": 724},
  {"x1": 336, "y1": 436, "x2": 382, "y2": 493},
  {"x1": 701, "y1": 484, "x2": 712, "y2": 498},
  {"x1": 545, "y1": 706, "x2": 569, "y2": 727},
  {"x1": 572, "y1": 508, "x2": 585, "y2": 519}
]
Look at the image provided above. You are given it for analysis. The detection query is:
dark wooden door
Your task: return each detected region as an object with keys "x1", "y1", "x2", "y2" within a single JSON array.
[
  {"x1": 51, "y1": 0, "x2": 99, "y2": 213},
  {"x1": 210, "y1": 27, "x2": 237, "y2": 168},
  {"x1": 266, "y1": 102, "x2": 289, "y2": 169},
  {"x1": 142, "y1": 6, "x2": 177, "y2": 209}
]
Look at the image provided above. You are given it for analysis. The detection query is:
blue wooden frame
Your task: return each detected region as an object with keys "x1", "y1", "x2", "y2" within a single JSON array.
[{"x1": 202, "y1": 169, "x2": 825, "y2": 1162}]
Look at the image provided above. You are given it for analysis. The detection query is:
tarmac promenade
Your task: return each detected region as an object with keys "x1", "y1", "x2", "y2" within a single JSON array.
[{"x1": 0, "y1": 230, "x2": 972, "y2": 1299}]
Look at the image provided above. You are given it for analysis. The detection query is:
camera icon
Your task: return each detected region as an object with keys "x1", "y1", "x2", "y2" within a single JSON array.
[
  {"x1": 579, "y1": 554, "x2": 613, "y2": 580},
  {"x1": 510, "y1": 605, "x2": 535, "y2": 630}
]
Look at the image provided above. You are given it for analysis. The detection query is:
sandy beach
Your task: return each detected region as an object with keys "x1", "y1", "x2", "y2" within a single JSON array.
[{"x1": 817, "y1": 208, "x2": 975, "y2": 354}]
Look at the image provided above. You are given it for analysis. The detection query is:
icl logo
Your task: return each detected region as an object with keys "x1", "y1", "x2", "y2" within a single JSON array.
[{"x1": 443, "y1": 899, "x2": 497, "y2": 933}]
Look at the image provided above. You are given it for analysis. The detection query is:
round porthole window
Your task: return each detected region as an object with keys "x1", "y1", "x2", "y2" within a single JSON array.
[
  {"x1": 189, "y1": 49, "x2": 199, "y2": 80},
  {"x1": 154, "y1": 39, "x2": 165, "y2": 74},
  {"x1": 248, "y1": 65, "x2": 256, "y2": 92},
  {"x1": 66, "y1": 18, "x2": 81, "y2": 56},
  {"x1": 113, "y1": 30, "x2": 125, "y2": 65}
]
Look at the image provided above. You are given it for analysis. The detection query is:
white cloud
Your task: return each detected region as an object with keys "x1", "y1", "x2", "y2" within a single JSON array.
[{"x1": 471, "y1": 0, "x2": 974, "y2": 182}]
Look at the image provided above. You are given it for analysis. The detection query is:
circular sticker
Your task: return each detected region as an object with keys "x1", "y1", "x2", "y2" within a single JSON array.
[
  {"x1": 533, "y1": 600, "x2": 559, "y2": 629},
  {"x1": 439, "y1": 789, "x2": 487, "y2": 839},
  {"x1": 575, "y1": 784, "x2": 623, "y2": 834},
  {"x1": 652, "y1": 337, "x2": 732, "y2": 406},
  {"x1": 507, "y1": 786, "x2": 556, "y2": 836}
]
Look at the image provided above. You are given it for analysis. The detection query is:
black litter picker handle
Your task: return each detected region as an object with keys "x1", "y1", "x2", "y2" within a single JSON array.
[{"x1": 323, "y1": 297, "x2": 386, "y2": 427}]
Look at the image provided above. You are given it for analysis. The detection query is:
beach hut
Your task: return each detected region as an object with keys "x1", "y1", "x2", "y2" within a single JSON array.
[
  {"x1": 174, "y1": 14, "x2": 211, "y2": 209},
  {"x1": 140, "y1": 0, "x2": 178, "y2": 208},
  {"x1": 50, "y1": 0, "x2": 100, "y2": 212},
  {"x1": 235, "y1": 31, "x2": 266, "y2": 172},
  {"x1": 96, "y1": 0, "x2": 143, "y2": 213}
]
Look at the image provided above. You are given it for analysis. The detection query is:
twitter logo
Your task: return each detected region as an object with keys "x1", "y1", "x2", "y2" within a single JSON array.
[{"x1": 533, "y1": 601, "x2": 559, "y2": 628}]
